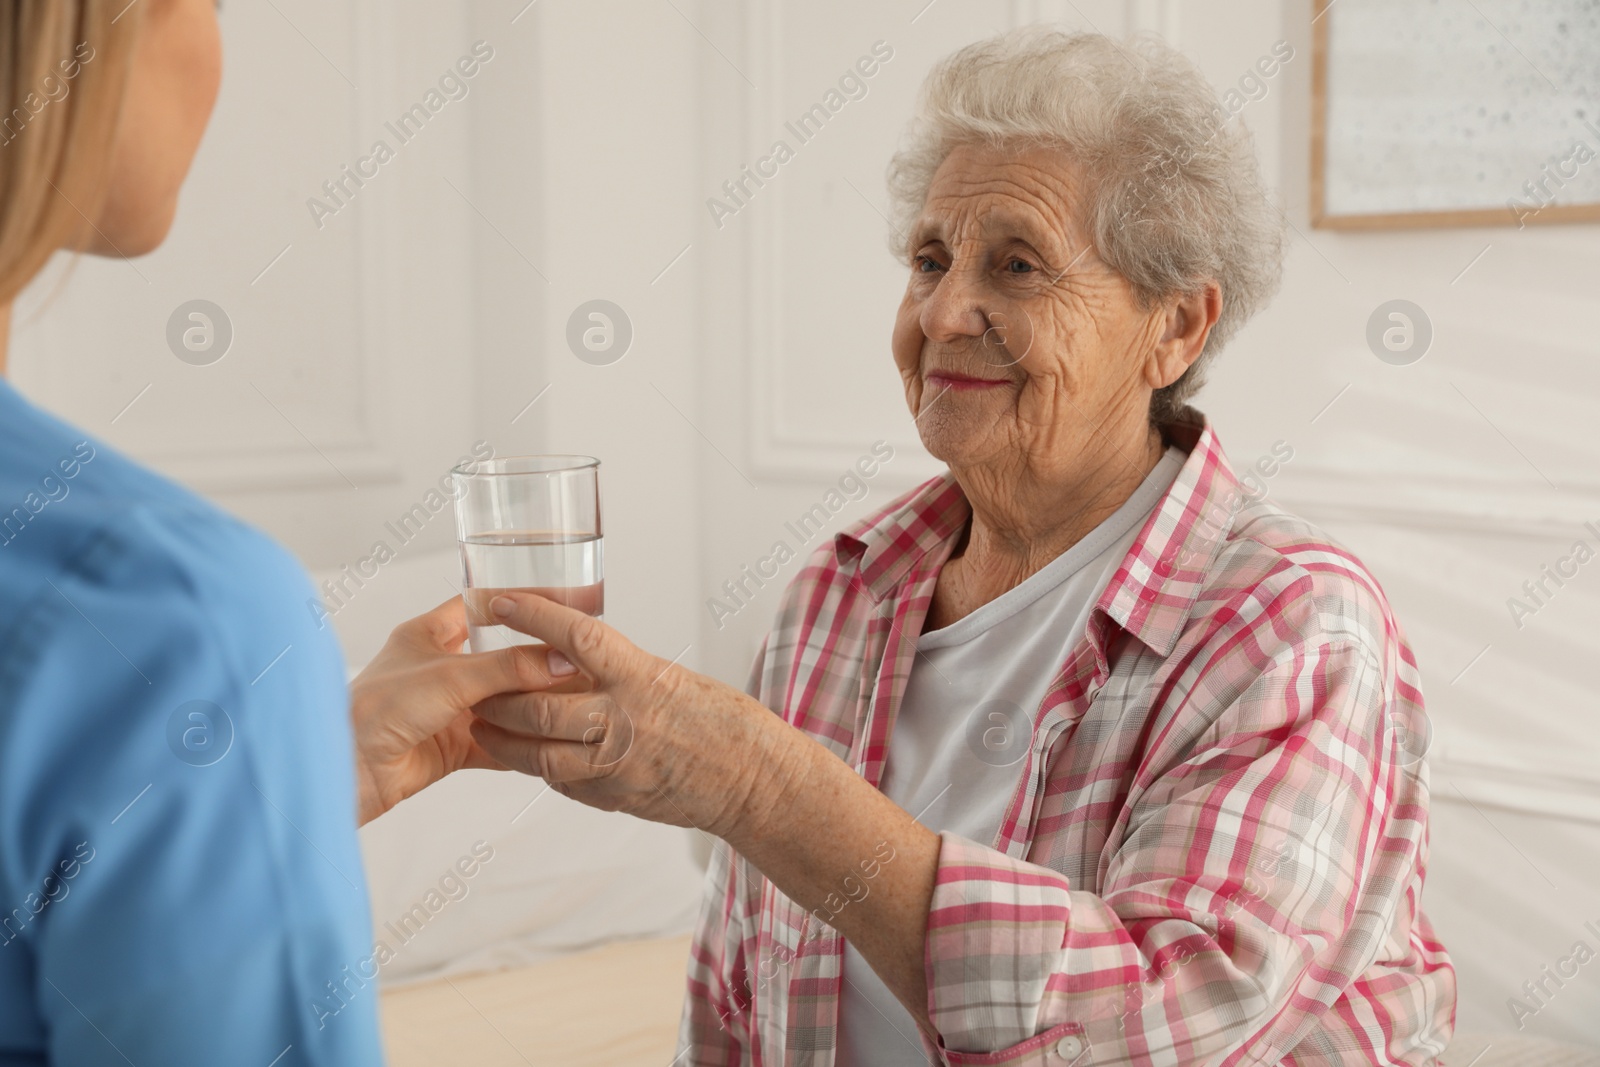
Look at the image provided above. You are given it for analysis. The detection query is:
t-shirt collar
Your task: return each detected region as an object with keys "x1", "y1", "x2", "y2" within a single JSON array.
[{"x1": 832, "y1": 407, "x2": 1244, "y2": 667}]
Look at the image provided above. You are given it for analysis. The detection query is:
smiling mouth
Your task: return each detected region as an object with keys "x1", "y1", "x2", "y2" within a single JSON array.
[{"x1": 925, "y1": 370, "x2": 1012, "y2": 391}]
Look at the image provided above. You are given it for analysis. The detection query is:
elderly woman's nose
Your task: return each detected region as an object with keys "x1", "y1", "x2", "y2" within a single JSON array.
[{"x1": 920, "y1": 270, "x2": 992, "y2": 341}]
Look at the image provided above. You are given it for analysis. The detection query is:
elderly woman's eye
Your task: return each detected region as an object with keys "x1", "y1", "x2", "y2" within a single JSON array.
[
  {"x1": 914, "y1": 255, "x2": 944, "y2": 273},
  {"x1": 1006, "y1": 258, "x2": 1035, "y2": 274}
]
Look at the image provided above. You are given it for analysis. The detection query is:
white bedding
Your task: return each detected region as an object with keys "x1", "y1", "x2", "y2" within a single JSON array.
[{"x1": 359, "y1": 767, "x2": 704, "y2": 986}]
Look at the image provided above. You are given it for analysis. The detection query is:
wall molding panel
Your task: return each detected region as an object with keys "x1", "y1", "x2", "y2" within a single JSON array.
[{"x1": 151, "y1": 0, "x2": 404, "y2": 494}]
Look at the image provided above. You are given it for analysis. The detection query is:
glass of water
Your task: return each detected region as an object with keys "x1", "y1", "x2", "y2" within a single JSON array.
[{"x1": 450, "y1": 455, "x2": 604, "y2": 653}]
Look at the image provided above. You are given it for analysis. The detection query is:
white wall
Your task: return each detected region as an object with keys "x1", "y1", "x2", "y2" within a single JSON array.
[
  {"x1": 15, "y1": 0, "x2": 483, "y2": 568},
  {"x1": 13, "y1": 0, "x2": 714, "y2": 988},
  {"x1": 345, "y1": 0, "x2": 718, "y2": 983},
  {"x1": 14, "y1": 0, "x2": 1600, "y2": 1046}
]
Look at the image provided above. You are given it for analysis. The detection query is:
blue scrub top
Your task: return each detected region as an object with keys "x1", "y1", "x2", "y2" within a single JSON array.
[{"x1": 0, "y1": 381, "x2": 384, "y2": 1065}]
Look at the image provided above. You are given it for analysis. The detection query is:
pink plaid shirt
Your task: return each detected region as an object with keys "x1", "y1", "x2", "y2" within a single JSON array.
[{"x1": 680, "y1": 411, "x2": 1456, "y2": 1066}]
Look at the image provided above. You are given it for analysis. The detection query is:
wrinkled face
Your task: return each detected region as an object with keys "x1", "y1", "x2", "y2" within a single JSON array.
[
  {"x1": 892, "y1": 142, "x2": 1168, "y2": 476},
  {"x1": 84, "y1": 0, "x2": 223, "y2": 257}
]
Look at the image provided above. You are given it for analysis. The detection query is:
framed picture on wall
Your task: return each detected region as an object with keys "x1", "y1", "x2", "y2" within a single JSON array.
[{"x1": 1311, "y1": 0, "x2": 1600, "y2": 230}]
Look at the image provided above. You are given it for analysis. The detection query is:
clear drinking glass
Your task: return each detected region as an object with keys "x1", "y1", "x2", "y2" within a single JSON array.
[{"x1": 449, "y1": 455, "x2": 604, "y2": 653}]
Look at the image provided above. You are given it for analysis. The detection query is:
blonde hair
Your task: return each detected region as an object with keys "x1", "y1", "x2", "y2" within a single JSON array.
[
  {"x1": 0, "y1": 1, "x2": 140, "y2": 303},
  {"x1": 887, "y1": 28, "x2": 1286, "y2": 422}
]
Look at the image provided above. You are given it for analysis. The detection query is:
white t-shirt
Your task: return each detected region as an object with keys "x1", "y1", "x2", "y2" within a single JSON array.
[{"x1": 835, "y1": 446, "x2": 1186, "y2": 1065}]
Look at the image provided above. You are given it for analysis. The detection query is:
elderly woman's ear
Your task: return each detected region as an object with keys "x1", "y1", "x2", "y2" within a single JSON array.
[{"x1": 1146, "y1": 280, "x2": 1223, "y2": 391}]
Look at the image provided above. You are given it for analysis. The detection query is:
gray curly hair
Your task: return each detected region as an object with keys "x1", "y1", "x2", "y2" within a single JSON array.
[{"x1": 886, "y1": 28, "x2": 1286, "y2": 422}]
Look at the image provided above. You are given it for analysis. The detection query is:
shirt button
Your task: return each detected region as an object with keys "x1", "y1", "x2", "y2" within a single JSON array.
[{"x1": 1054, "y1": 1035, "x2": 1086, "y2": 1062}]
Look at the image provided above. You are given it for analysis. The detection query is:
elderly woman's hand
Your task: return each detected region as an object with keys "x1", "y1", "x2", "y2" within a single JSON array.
[
  {"x1": 468, "y1": 591, "x2": 946, "y2": 1033},
  {"x1": 465, "y1": 592, "x2": 801, "y2": 838}
]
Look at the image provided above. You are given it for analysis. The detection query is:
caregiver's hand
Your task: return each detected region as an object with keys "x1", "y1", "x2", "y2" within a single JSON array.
[
  {"x1": 351, "y1": 596, "x2": 562, "y2": 825},
  {"x1": 466, "y1": 592, "x2": 803, "y2": 839}
]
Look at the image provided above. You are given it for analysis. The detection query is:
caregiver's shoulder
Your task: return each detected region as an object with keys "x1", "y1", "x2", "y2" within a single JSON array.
[{"x1": 0, "y1": 384, "x2": 321, "y2": 659}]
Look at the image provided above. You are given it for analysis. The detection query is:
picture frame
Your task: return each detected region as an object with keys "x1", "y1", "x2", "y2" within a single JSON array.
[{"x1": 1310, "y1": 0, "x2": 1600, "y2": 230}]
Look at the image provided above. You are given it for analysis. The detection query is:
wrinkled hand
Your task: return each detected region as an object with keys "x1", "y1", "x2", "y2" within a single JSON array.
[
  {"x1": 351, "y1": 597, "x2": 567, "y2": 824},
  {"x1": 468, "y1": 593, "x2": 803, "y2": 840}
]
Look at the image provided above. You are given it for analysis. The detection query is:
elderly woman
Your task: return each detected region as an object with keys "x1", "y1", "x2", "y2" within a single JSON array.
[{"x1": 467, "y1": 28, "x2": 1456, "y2": 1065}]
